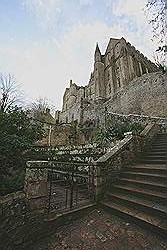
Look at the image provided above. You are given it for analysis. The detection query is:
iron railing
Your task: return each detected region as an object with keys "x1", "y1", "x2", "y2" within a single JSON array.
[{"x1": 47, "y1": 161, "x2": 96, "y2": 212}]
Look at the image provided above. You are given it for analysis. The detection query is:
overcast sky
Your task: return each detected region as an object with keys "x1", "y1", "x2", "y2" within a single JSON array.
[{"x1": 0, "y1": 0, "x2": 154, "y2": 110}]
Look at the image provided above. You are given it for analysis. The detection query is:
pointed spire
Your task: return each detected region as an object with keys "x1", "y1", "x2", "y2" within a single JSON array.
[
  {"x1": 95, "y1": 42, "x2": 101, "y2": 54},
  {"x1": 94, "y1": 42, "x2": 101, "y2": 62}
]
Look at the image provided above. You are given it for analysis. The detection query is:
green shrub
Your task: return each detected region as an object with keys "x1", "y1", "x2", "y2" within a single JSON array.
[
  {"x1": 93, "y1": 120, "x2": 144, "y2": 147},
  {"x1": 0, "y1": 107, "x2": 44, "y2": 195}
]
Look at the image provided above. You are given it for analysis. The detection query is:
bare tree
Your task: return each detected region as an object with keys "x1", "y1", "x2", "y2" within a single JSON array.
[
  {"x1": 0, "y1": 73, "x2": 23, "y2": 112},
  {"x1": 145, "y1": 0, "x2": 166, "y2": 67},
  {"x1": 30, "y1": 97, "x2": 54, "y2": 120}
]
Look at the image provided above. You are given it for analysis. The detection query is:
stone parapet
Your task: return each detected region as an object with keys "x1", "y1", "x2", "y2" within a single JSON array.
[
  {"x1": 0, "y1": 191, "x2": 28, "y2": 249},
  {"x1": 24, "y1": 161, "x2": 49, "y2": 211},
  {"x1": 108, "y1": 112, "x2": 167, "y2": 127}
]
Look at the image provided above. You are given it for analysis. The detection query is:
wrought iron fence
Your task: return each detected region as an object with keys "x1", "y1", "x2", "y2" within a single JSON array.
[{"x1": 47, "y1": 161, "x2": 96, "y2": 212}]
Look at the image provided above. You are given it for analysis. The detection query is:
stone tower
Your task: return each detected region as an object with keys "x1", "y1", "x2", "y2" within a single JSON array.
[{"x1": 94, "y1": 43, "x2": 105, "y2": 99}]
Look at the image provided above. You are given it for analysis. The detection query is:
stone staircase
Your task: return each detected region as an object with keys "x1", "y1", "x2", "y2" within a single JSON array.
[
  {"x1": 142, "y1": 133, "x2": 167, "y2": 164},
  {"x1": 101, "y1": 133, "x2": 167, "y2": 236}
]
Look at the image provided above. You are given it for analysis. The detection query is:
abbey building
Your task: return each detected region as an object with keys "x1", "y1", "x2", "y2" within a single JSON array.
[{"x1": 56, "y1": 37, "x2": 159, "y2": 124}]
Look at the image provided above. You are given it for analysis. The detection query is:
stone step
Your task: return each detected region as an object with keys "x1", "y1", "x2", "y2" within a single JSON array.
[
  {"x1": 155, "y1": 139, "x2": 167, "y2": 141},
  {"x1": 150, "y1": 148, "x2": 167, "y2": 152},
  {"x1": 110, "y1": 184, "x2": 167, "y2": 204},
  {"x1": 128, "y1": 164, "x2": 167, "y2": 169},
  {"x1": 100, "y1": 200, "x2": 167, "y2": 236},
  {"x1": 154, "y1": 136, "x2": 167, "y2": 139},
  {"x1": 106, "y1": 192, "x2": 167, "y2": 216},
  {"x1": 151, "y1": 143, "x2": 167, "y2": 147},
  {"x1": 155, "y1": 139, "x2": 167, "y2": 142},
  {"x1": 121, "y1": 172, "x2": 167, "y2": 184},
  {"x1": 154, "y1": 137, "x2": 167, "y2": 139},
  {"x1": 142, "y1": 159, "x2": 167, "y2": 164},
  {"x1": 143, "y1": 156, "x2": 167, "y2": 162},
  {"x1": 147, "y1": 151, "x2": 167, "y2": 157},
  {"x1": 147, "y1": 150, "x2": 167, "y2": 154},
  {"x1": 125, "y1": 165, "x2": 167, "y2": 175},
  {"x1": 155, "y1": 135, "x2": 167, "y2": 138},
  {"x1": 151, "y1": 140, "x2": 167, "y2": 144},
  {"x1": 152, "y1": 139, "x2": 167, "y2": 143},
  {"x1": 149, "y1": 148, "x2": 167, "y2": 152},
  {"x1": 152, "y1": 147, "x2": 167, "y2": 150},
  {"x1": 155, "y1": 138, "x2": 167, "y2": 140},
  {"x1": 143, "y1": 155, "x2": 167, "y2": 159},
  {"x1": 153, "y1": 135, "x2": 167, "y2": 139},
  {"x1": 153, "y1": 138, "x2": 167, "y2": 144},
  {"x1": 150, "y1": 147, "x2": 167, "y2": 151},
  {"x1": 118, "y1": 177, "x2": 167, "y2": 193},
  {"x1": 153, "y1": 136, "x2": 167, "y2": 140},
  {"x1": 152, "y1": 139, "x2": 167, "y2": 142},
  {"x1": 149, "y1": 144, "x2": 167, "y2": 148}
]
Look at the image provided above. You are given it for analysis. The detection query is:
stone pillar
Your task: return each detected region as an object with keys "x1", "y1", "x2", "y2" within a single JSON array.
[
  {"x1": 94, "y1": 163, "x2": 105, "y2": 201},
  {"x1": 24, "y1": 161, "x2": 49, "y2": 211}
]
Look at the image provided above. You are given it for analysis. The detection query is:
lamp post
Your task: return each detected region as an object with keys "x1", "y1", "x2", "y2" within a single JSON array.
[
  {"x1": 47, "y1": 125, "x2": 54, "y2": 211},
  {"x1": 48, "y1": 124, "x2": 54, "y2": 147}
]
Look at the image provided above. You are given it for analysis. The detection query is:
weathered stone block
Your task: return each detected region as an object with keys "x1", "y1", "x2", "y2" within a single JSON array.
[
  {"x1": 28, "y1": 197, "x2": 48, "y2": 211},
  {"x1": 25, "y1": 165, "x2": 48, "y2": 182},
  {"x1": 25, "y1": 181, "x2": 49, "y2": 199}
]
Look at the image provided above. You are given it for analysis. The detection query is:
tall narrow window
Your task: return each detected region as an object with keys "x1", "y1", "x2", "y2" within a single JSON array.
[
  {"x1": 109, "y1": 84, "x2": 111, "y2": 93},
  {"x1": 66, "y1": 117, "x2": 68, "y2": 123},
  {"x1": 141, "y1": 63, "x2": 147, "y2": 74},
  {"x1": 117, "y1": 77, "x2": 121, "y2": 88}
]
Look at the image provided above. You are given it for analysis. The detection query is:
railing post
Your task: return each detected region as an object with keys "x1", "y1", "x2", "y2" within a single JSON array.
[
  {"x1": 48, "y1": 163, "x2": 53, "y2": 212},
  {"x1": 94, "y1": 163, "x2": 105, "y2": 201},
  {"x1": 70, "y1": 164, "x2": 75, "y2": 209}
]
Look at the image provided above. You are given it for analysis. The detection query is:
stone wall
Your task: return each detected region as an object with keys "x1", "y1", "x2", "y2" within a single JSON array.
[
  {"x1": 24, "y1": 162, "x2": 49, "y2": 211},
  {"x1": 81, "y1": 98, "x2": 105, "y2": 124},
  {"x1": 0, "y1": 191, "x2": 29, "y2": 249},
  {"x1": 38, "y1": 123, "x2": 87, "y2": 146},
  {"x1": 80, "y1": 72, "x2": 167, "y2": 124},
  {"x1": 38, "y1": 124, "x2": 71, "y2": 146},
  {"x1": 60, "y1": 100, "x2": 82, "y2": 123},
  {"x1": 0, "y1": 167, "x2": 51, "y2": 249},
  {"x1": 40, "y1": 105, "x2": 167, "y2": 148},
  {"x1": 105, "y1": 72, "x2": 167, "y2": 117},
  {"x1": 59, "y1": 72, "x2": 166, "y2": 125},
  {"x1": 0, "y1": 186, "x2": 95, "y2": 249},
  {"x1": 108, "y1": 113, "x2": 167, "y2": 126}
]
